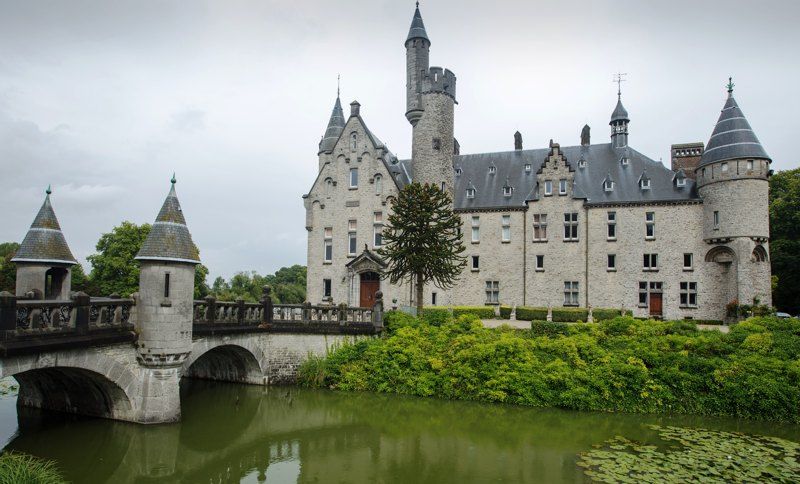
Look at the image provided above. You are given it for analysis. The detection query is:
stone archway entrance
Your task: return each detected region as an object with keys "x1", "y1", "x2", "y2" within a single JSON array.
[{"x1": 359, "y1": 272, "x2": 380, "y2": 308}]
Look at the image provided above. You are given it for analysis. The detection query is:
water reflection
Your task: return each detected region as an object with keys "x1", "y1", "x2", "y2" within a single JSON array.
[{"x1": 2, "y1": 380, "x2": 799, "y2": 483}]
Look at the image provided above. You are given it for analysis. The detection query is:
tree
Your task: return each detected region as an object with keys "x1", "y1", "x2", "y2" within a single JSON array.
[
  {"x1": 378, "y1": 183, "x2": 466, "y2": 314},
  {"x1": 770, "y1": 168, "x2": 800, "y2": 314},
  {"x1": 87, "y1": 221, "x2": 209, "y2": 298},
  {"x1": 208, "y1": 265, "x2": 307, "y2": 304},
  {"x1": 0, "y1": 242, "x2": 19, "y2": 293}
]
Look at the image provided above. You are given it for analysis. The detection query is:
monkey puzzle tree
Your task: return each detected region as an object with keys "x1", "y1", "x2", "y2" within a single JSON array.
[{"x1": 378, "y1": 183, "x2": 466, "y2": 314}]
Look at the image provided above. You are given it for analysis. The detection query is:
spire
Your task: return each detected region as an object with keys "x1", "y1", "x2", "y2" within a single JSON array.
[
  {"x1": 11, "y1": 188, "x2": 77, "y2": 265},
  {"x1": 610, "y1": 72, "x2": 629, "y2": 124},
  {"x1": 698, "y1": 81, "x2": 770, "y2": 167},
  {"x1": 406, "y1": 2, "x2": 430, "y2": 43},
  {"x1": 318, "y1": 80, "x2": 346, "y2": 154},
  {"x1": 135, "y1": 177, "x2": 200, "y2": 264}
]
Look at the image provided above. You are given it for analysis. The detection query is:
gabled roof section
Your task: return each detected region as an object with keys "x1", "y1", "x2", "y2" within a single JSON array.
[
  {"x1": 699, "y1": 87, "x2": 770, "y2": 167},
  {"x1": 318, "y1": 95, "x2": 346, "y2": 154},
  {"x1": 406, "y1": 4, "x2": 430, "y2": 43},
  {"x1": 345, "y1": 246, "x2": 387, "y2": 269},
  {"x1": 12, "y1": 187, "x2": 77, "y2": 265},
  {"x1": 136, "y1": 178, "x2": 200, "y2": 264}
]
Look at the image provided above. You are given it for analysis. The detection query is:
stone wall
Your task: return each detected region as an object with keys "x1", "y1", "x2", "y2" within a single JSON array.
[{"x1": 411, "y1": 92, "x2": 455, "y2": 193}]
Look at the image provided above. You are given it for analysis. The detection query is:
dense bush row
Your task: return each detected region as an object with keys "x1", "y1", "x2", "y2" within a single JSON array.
[
  {"x1": 514, "y1": 306, "x2": 631, "y2": 322},
  {"x1": 300, "y1": 311, "x2": 800, "y2": 422},
  {"x1": 421, "y1": 306, "x2": 496, "y2": 324}
]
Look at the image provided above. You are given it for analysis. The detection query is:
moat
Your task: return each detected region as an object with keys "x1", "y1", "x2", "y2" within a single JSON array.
[{"x1": 0, "y1": 380, "x2": 797, "y2": 483}]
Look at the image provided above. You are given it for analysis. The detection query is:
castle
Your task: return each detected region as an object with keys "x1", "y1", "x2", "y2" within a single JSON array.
[{"x1": 303, "y1": 4, "x2": 772, "y2": 321}]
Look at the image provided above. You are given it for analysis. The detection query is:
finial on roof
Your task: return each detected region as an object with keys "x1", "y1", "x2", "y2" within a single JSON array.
[
  {"x1": 416, "y1": 1, "x2": 419, "y2": 7},
  {"x1": 726, "y1": 76, "x2": 735, "y2": 96},
  {"x1": 171, "y1": 172, "x2": 176, "y2": 185},
  {"x1": 46, "y1": 184, "x2": 51, "y2": 195},
  {"x1": 613, "y1": 72, "x2": 627, "y2": 100},
  {"x1": 337, "y1": 74, "x2": 341, "y2": 98}
]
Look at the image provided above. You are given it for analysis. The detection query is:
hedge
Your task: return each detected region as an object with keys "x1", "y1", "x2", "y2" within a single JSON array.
[
  {"x1": 452, "y1": 306, "x2": 496, "y2": 319},
  {"x1": 499, "y1": 306, "x2": 512, "y2": 319},
  {"x1": 591, "y1": 308, "x2": 633, "y2": 321},
  {"x1": 515, "y1": 307, "x2": 549, "y2": 321},
  {"x1": 551, "y1": 308, "x2": 589, "y2": 322},
  {"x1": 421, "y1": 308, "x2": 450, "y2": 326},
  {"x1": 421, "y1": 306, "x2": 496, "y2": 322},
  {"x1": 530, "y1": 320, "x2": 569, "y2": 337}
]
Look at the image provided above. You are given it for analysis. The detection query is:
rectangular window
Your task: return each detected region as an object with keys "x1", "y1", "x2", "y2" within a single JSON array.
[
  {"x1": 713, "y1": 211, "x2": 720, "y2": 229},
  {"x1": 471, "y1": 216, "x2": 480, "y2": 243},
  {"x1": 680, "y1": 282, "x2": 698, "y2": 307},
  {"x1": 683, "y1": 253, "x2": 693, "y2": 271},
  {"x1": 431, "y1": 292, "x2": 438, "y2": 305},
  {"x1": 348, "y1": 220, "x2": 357, "y2": 255},
  {"x1": 533, "y1": 214, "x2": 548, "y2": 241},
  {"x1": 563, "y1": 212, "x2": 578, "y2": 241},
  {"x1": 485, "y1": 281, "x2": 499, "y2": 304},
  {"x1": 544, "y1": 180, "x2": 553, "y2": 196},
  {"x1": 164, "y1": 273, "x2": 170, "y2": 298},
  {"x1": 607, "y1": 211, "x2": 616, "y2": 240},
  {"x1": 559, "y1": 179, "x2": 567, "y2": 195},
  {"x1": 643, "y1": 253, "x2": 658, "y2": 271},
  {"x1": 535, "y1": 254, "x2": 544, "y2": 271},
  {"x1": 472, "y1": 255, "x2": 480, "y2": 271},
  {"x1": 645, "y1": 212, "x2": 655, "y2": 239},
  {"x1": 563, "y1": 281, "x2": 579, "y2": 306},
  {"x1": 746, "y1": 160, "x2": 754, "y2": 171},
  {"x1": 501, "y1": 215, "x2": 511, "y2": 242},
  {"x1": 349, "y1": 168, "x2": 358, "y2": 188},
  {"x1": 721, "y1": 162, "x2": 729, "y2": 173},
  {"x1": 607, "y1": 254, "x2": 616, "y2": 271},
  {"x1": 323, "y1": 279, "x2": 332, "y2": 298},
  {"x1": 324, "y1": 227, "x2": 333, "y2": 262},
  {"x1": 373, "y1": 212, "x2": 383, "y2": 247},
  {"x1": 638, "y1": 281, "x2": 648, "y2": 306}
]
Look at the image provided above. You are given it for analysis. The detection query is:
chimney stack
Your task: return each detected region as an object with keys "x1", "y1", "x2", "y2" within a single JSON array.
[
  {"x1": 350, "y1": 100, "x2": 361, "y2": 117},
  {"x1": 581, "y1": 125, "x2": 591, "y2": 146},
  {"x1": 514, "y1": 131, "x2": 522, "y2": 150}
]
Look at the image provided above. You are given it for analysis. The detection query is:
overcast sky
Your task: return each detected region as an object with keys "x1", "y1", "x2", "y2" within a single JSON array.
[{"x1": 1, "y1": 0, "x2": 798, "y2": 282}]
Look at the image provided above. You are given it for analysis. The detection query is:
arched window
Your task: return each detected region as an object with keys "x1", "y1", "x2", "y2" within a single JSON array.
[
  {"x1": 705, "y1": 246, "x2": 736, "y2": 264},
  {"x1": 324, "y1": 177, "x2": 333, "y2": 197},
  {"x1": 752, "y1": 245, "x2": 768, "y2": 262},
  {"x1": 375, "y1": 175, "x2": 382, "y2": 195},
  {"x1": 350, "y1": 132, "x2": 357, "y2": 151}
]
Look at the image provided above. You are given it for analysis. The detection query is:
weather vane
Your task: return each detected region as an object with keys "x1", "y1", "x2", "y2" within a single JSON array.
[
  {"x1": 337, "y1": 74, "x2": 341, "y2": 97},
  {"x1": 727, "y1": 76, "x2": 735, "y2": 94},
  {"x1": 613, "y1": 72, "x2": 627, "y2": 99}
]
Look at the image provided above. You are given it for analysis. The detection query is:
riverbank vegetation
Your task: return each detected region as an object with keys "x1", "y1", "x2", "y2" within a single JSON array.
[
  {"x1": 299, "y1": 312, "x2": 800, "y2": 422},
  {"x1": 0, "y1": 452, "x2": 66, "y2": 484}
]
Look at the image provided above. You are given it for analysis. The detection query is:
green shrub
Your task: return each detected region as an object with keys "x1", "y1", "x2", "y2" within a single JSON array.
[
  {"x1": 451, "y1": 306, "x2": 496, "y2": 319},
  {"x1": 0, "y1": 452, "x2": 66, "y2": 484},
  {"x1": 421, "y1": 307, "x2": 451, "y2": 326},
  {"x1": 515, "y1": 307, "x2": 548, "y2": 321},
  {"x1": 591, "y1": 308, "x2": 624, "y2": 321},
  {"x1": 499, "y1": 306, "x2": 512, "y2": 319},
  {"x1": 551, "y1": 308, "x2": 589, "y2": 322},
  {"x1": 530, "y1": 320, "x2": 569, "y2": 337},
  {"x1": 688, "y1": 319, "x2": 724, "y2": 325},
  {"x1": 384, "y1": 310, "x2": 419, "y2": 333}
]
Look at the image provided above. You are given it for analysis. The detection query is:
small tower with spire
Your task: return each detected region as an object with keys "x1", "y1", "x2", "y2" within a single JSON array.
[
  {"x1": 317, "y1": 78, "x2": 346, "y2": 169},
  {"x1": 610, "y1": 73, "x2": 630, "y2": 148},
  {"x1": 405, "y1": 2, "x2": 430, "y2": 126},
  {"x1": 12, "y1": 186, "x2": 77, "y2": 300}
]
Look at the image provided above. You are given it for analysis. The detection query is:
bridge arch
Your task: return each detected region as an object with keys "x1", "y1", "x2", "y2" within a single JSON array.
[
  {"x1": 0, "y1": 350, "x2": 139, "y2": 421},
  {"x1": 183, "y1": 339, "x2": 266, "y2": 385}
]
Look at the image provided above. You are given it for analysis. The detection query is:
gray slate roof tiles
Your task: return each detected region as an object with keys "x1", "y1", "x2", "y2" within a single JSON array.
[
  {"x1": 135, "y1": 182, "x2": 201, "y2": 263},
  {"x1": 610, "y1": 98, "x2": 629, "y2": 123},
  {"x1": 406, "y1": 5, "x2": 429, "y2": 43},
  {"x1": 698, "y1": 94, "x2": 770, "y2": 167},
  {"x1": 12, "y1": 193, "x2": 77, "y2": 264},
  {"x1": 319, "y1": 96, "x2": 346, "y2": 154}
]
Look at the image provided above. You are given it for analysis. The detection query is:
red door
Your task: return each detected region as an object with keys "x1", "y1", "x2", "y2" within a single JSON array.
[
  {"x1": 649, "y1": 293, "x2": 663, "y2": 318},
  {"x1": 359, "y1": 272, "x2": 380, "y2": 308}
]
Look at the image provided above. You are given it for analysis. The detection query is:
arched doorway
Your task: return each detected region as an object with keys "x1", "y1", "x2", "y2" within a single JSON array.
[
  {"x1": 359, "y1": 272, "x2": 380, "y2": 308},
  {"x1": 44, "y1": 267, "x2": 68, "y2": 299}
]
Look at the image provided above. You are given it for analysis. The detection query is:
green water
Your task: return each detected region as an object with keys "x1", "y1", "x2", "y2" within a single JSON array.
[{"x1": 1, "y1": 380, "x2": 799, "y2": 483}]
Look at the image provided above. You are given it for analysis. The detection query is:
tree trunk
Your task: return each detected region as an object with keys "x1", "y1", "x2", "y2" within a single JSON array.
[{"x1": 415, "y1": 272, "x2": 424, "y2": 317}]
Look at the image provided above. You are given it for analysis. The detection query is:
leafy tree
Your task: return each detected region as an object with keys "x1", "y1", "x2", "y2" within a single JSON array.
[
  {"x1": 770, "y1": 168, "x2": 800, "y2": 314},
  {"x1": 87, "y1": 221, "x2": 209, "y2": 298},
  {"x1": 378, "y1": 183, "x2": 466, "y2": 314},
  {"x1": 0, "y1": 242, "x2": 20, "y2": 293},
  {"x1": 209, "y1": 265, "x2": 307, "y2": 304}
]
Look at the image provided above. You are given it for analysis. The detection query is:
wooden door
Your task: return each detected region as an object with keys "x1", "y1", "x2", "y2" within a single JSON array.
[
  {"x1": 649, "y1": 293, "x2": 663, "y2": 317},
  {"x1": 359, "y1": 272, "x2": 380, "y2": 308}
]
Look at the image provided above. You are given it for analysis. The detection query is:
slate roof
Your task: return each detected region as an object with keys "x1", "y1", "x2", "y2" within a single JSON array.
[
  {"x1": 318, "y1": 95, "x2": 345, "y2": 154},
  {"x1": 698, "y1": 93, "x2": 770, "y2": 167},
  {"x1": 610, "y1": 97, "x2": 629, "y2": 123},
  {"x1": 136, "y1": 181, "x2": 201, "y2": 264},
  {"x1": 396, "y1": 143, "x2": 699, "y2": 210},
  {"x1": 406, "y1": 4, "x2": 429, "y2": 43},
  {"x1": 12, "y1": 190, "x2": 77, "y2": 265}
]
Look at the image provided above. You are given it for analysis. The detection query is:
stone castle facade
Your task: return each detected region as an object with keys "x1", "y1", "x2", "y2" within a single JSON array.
[{"x1": 303, "y1": 5, "x2": 772, "y2": 321}]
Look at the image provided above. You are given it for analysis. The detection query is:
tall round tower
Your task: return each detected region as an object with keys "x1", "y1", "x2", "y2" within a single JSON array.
[
  {"x1": 696, "y1": 79, "x2": 772, "y2": 307},
  {"x1": 405, "y1": 3, "x2": 430, "y2": 126}
]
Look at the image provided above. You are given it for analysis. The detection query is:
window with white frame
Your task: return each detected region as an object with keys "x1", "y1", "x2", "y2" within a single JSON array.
[
  {"x1": 746, "y1": 160, "x2": 754, "y2": 171},
  {"x1": 607, "y1": 254, "x2": 616, "y2": 271},
  {"x1": 485, "y1": 281, "x2": 499, "y2": 304},
  {"x1": 533, "y1": 214, "x2": 547, "y2": 241},
  {"x1": 680, "y1": 282, "x2": 697, "y2": 307},
  {"x1": 535, "y1": 254, "x2": 544, "y2": 271},
  {"x1": 713, "y1": 211, "x2": 720, "y2": 229},
  {"x1": 676, "y1": 176, "x2": 686, "y2": 187},
  {"x1": 501, "y1": 215, "x2": 511, "y2": 242},
  {"x1": 503, "y1": 186, "x2": 513, "y2": 197},
  {"x1": 607, "y1": 211, "x2": 616, "y2": 240},
  {"x1": 638, "y1": 281, "x2": 648, "y2": 306},
  {"x1": 471, "y1": 255, "x2": 479, "y2": 271},
  {"x1": 323, "y1": 279, "x2": 332, "y2": 298},
  {"x1": 544, "y1": 180, "x2": 553, "y2": 196},
  {"x1": 525, "y1": 163, "x2": 531, "y2": 173},
  {"x1": 466, "y1": 187, "x2": 475, "y2": 199},
  {"x1": 348, "y1": 220, "x2": 357, "y2": 255},
  {"x1": 683, "y1": 253, "x2": 693, "y2": 271},
  {"x1": 471, "y1": 216, "x2": 480, "y2": 243},
  {"x1": 563, "y1": 212, "x2": 579, "y2": 241},
  {"x1": 640, "y1": 178, "x2": 651, "y2": 190},
  {"x1": 721, "y1": 162, "x2": 729, "y2": 173},
  {"x1": 375, "y1": 175, "x2": 382, "y2": 195},
  {"x1": 324, "y1": 227, "x2": 333, "y2": 262},
  {"x1": 645, "y1": 212, "x2": 655, "y2": 239},
  {"x1": 604, "y1": 179, "x2": 614, "y2": 192},
  {"x1": 349, "y1": 168, "x2": 358, "y2": 188},
  {"x1": 563, "y1": 281, "x2": 579, "y2": 306},
  {"x1": 559, "y1": 179, "x2": 567, "y2": 195},
  {"x1": 373, "y1": 212, "x2": 383, "y2": 247},
  {"x1": 489, "y1": 165, "x2": 496, "y2": 175},
  {"x1": 643, "y1": 253, "x2": 658, "y2": 271}
]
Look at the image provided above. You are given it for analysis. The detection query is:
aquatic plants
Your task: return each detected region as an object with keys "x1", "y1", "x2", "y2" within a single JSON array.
[
  {"x1": 299, "y1": 313, "x2": 800, "y2": 421},
  {"x1": 578, "y1": 425, "x2": 800, "y2": 483},
  {"x1": 0, "y1": 452, "x2": 66, "y2": 484}
]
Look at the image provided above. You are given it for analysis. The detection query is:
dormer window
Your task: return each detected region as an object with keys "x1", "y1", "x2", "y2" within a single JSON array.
[
  {"x1": 466, "y1": 187, "x2": 476, "y2": 199},
  {"x1": 578, "y1": 158, "x2": 586, "y2": 168},
  {"x1": 676, "y1": 177, "x2": 686, "y2": 187},
  {"x1": 640, "y1": 178, "x2": 651, "y2": 190},
  {"x1": 604, "y1": 180, "x2": 614, "y2": 192},
  {"x1": 489, "y1": 165, "x2": 497, "y2": 175},
  {"x1": 620, "y1": 157, "x2": 629, "y2": 166},
  {"x1": 455, "y1": 167, "x2": 463, "y2": 176},
  {"x1": 503, "y1": 186, "x2": 513, "y2": 197},
  {"x1": 524, "y1": 164, "x2": 531, "y2": 173}
]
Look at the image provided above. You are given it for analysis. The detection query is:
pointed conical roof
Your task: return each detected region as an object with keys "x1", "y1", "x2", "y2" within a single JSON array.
[
  {"x1": 318, "y1": 94, "x2": 345, "y2": 154},
  {"x1": 610, "y1": 96, "x2": 629, "y2": 124},
  {"x1": 406, "y1": 4, "x2": 430, "y2": 43},
  {"x1": 12, "y1": 187, "x2": 77, "y2": 265},
  {"x1": 699, "y1": 90, "x2": 770, "y2": 167},
  {"x1": 135, "y1": 178, "x2": 200, "y2": 264}
]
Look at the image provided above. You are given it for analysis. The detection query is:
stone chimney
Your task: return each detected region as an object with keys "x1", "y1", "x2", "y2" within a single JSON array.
[
  {"x1": 581, "y1": 125, "x2": 590, "y2": 146},
  {"x1": 350, "y1": 100, "x2": 360, "y2": 117},
  {"x1": 514, "y1": 131, "x2": 522, "y2": 150}
]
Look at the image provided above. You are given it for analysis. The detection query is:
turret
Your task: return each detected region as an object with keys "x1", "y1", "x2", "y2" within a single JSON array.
[
  {"x1": 12, "y1": 186, "x2": 77, "y2": 299},
  {"x1": 405, "y1": 2, "x2": 430, "y2": 126},
  {"x1": 610, "y1": 94, "x2": 629, "y2": 148},
  {"x1": 696, "y1": 79, "x2": 772, "y2": 307},
  {"x1": 134, "y1": 175, "x2": 200, "y2": 368},
  {"x1": 318, "y1": 84, "x2": 346, "y2": 169}
]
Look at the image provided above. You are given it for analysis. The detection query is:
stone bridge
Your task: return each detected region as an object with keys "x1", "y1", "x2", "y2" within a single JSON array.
[{"x1": 0, "y1": 180, "x2": 383, "y2": 424}]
